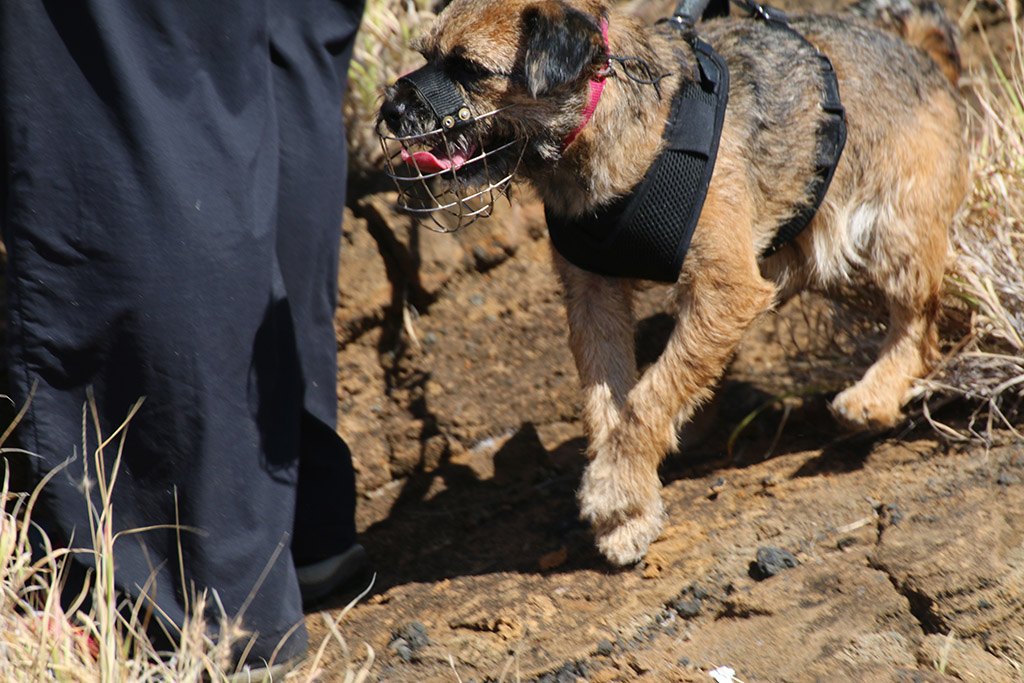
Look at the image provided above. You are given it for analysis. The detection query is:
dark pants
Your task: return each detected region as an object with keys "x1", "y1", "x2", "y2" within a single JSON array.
[{"x1": 0, "y1": 0, "x2": 362, "y2": 663}]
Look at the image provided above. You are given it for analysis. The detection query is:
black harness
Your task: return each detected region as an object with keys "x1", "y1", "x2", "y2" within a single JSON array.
[
  {"x1": 750, "y1": 2, "x2": 847, "y2": 257},
  {"x1": 547, "y1": 3, "x2": 848, "y2": 282}
]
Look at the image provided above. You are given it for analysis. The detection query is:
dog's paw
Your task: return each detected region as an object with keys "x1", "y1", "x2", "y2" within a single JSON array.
[
  {"x1": 578, "y1": 456, "x2": 664, "y2": 565},
  {"x1": 830, "y1": 385, "x2": 903, "y2": 432},
  {"x1": 593, "y1": 501, "x2": 665, "y2": 565}
]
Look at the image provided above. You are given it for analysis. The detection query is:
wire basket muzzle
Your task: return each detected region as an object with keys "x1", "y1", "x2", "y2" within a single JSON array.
[{"x1": 378, "y1": 64, "x2": 524, "y2": 232}]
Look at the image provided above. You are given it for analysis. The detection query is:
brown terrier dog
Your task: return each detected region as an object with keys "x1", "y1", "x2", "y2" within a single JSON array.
[{"x1": 378, "y1": 0, "x2": 968, "y2": 564}]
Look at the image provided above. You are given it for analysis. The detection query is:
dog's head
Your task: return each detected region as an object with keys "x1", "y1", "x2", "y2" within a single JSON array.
[{"x1": 377, "y1": 0, "x2": 610, "y2": 230}]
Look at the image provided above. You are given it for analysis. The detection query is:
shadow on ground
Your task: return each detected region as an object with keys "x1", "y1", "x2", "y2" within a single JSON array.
[{"x1": 325, "y1": 376, "x2": 902, "y2": 607}]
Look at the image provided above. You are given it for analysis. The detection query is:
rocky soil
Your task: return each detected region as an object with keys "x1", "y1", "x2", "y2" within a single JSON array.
[{"x1": 310, "y1": 3, "x2": 1024, "y2": 681}]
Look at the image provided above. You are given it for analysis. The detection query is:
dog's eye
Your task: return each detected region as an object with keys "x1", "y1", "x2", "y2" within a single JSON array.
[{"x1": 445, "y1": 54, "x2": 493, "y2": 84}]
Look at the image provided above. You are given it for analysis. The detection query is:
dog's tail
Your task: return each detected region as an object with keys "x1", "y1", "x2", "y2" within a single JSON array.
[{"x1": 850, "y1": 0, "x2": 962, "y2": 85}]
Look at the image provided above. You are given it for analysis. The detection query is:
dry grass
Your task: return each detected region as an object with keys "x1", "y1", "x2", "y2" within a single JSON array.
[
  {"x1": 345, "y1": 0, "x2": 436, "y2": 178},
  {"x1": 915, "y1": 13, "x2": 1024, "y2": 441},
  {"x1": 0, "y1": 396, "x2": 373, "y2": 682}
]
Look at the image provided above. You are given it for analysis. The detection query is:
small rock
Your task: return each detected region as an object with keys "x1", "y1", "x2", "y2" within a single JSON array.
[
  {"x1": 709, "y1": 666, "x2": 737, "y2": 683},
  {"x1": 673, "y1": 597, "x2": 702, "y2": 618},
  {"x1": 388, "y1": 621, "x2": 430, "y2": 662},
  {"x1": 750, "y1": 546, "x2": 799, "y2": 580},
  {"x1": 708, "y1": 477, "x2": 727, "y2": 499},
  {"x1": 596, "y1": 639, "x2": 614, "y2": 656},
  {"x1": 556, "y1": 670, "x2": 575, "y2": 683},
  {"x1": 387, "y1": 637, "x2": 413, "y2": 662},
  {"x1": 538, "y1": 661, "x2": 587, "y2": 683},
  {"x1": 884, "y1": 503, "x2": 905, "y2": 526},
  {"x1": 393, "y1": 621, "x2": 430, "y2": 649},
  {"x1": 654, "y1": 608, "x2": 676, "y2": 626},
  {"x1": 471, "y1": 244, "x2": 509, "y2": 270},
  {"x1": 631, "y1": 626, "x2": 654, "y2": 647},
  {"x1": 627, "y1": 653, "x2": 654, "y2": 674},
  {"x1": 997, "y1": 471, "x2": 1020, "y2": 486},
  {"x1": 837, "y1": 536, "x2": 858, "y2": 551}
]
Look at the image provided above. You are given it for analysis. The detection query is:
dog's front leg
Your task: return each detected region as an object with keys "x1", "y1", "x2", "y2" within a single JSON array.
[
  {"x1": 579, "y1": 218, "x2": 778, "y2": 565},
  {"x1": 554, "y1": 250, "x2": 654, "y2": 565},
  {"x1": 553, "y1": 251, "x2": 638, "y2": 454},
  {"x1": 553, "y1": 250, "x2": 669, "y2": 567}
]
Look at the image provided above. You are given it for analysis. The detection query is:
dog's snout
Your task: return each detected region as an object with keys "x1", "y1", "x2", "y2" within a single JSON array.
[
  {"x1": 381, "y1": 98, "x2": 408, "y2": 132},
  {"x1": 380, "y1": 83, "x2": 435, "y2": 137}
]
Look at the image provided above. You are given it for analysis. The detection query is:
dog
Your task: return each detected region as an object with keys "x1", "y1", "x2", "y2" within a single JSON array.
[{"x1": 378, "y1": 0, "x2": 969, "y2": 565}]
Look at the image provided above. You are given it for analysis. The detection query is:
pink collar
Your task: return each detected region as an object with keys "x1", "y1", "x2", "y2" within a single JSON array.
[{"x1": 562, "y1": 18, "x2": 610, "y2": 151}]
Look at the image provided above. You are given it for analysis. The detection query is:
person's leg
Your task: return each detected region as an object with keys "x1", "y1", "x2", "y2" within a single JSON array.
[
  {"x1": 267, "y1": 0, "x2": 365, "y2": 577},
  {"x1": 1, "y1": 0, "x2": 307, "y2": 664}
]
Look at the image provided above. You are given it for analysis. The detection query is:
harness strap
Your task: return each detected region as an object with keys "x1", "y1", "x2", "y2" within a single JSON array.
[
  {"x1": 546, "y1": 3, "x2": 847, "y2": 280},
  {"x1": 546, "y1": 37, "x2": 729, "y2": 283},
  {"x1": 670, "y1": 0, "x2": 731, "y2": 26},
  {"x1": 731, "y1": 0, "x2": 849, "y2": 257}
]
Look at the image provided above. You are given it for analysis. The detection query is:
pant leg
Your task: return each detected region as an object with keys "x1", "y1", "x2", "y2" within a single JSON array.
[
  {"x1": 267, "y1": 0, "x2": 364, "y2": 567},
  {"x1": 0, "y1": 0, "x2": 309, "y2": 663}
]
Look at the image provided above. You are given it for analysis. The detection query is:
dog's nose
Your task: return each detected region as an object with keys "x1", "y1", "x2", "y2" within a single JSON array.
[{"x1": 381, "y1": 99, "x2": 407, "y2": 132}]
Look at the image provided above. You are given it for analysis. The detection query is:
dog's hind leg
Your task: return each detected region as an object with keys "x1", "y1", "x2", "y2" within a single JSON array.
[
  {"x1": 830, "y1": 102, "x2": 963, "y2": 431},
  {"x1": 576, "y1": 201, "x2": 777, "y2": 565},
  {"x1": 830, "y1": 202, "x2": 948, "y2": 430},
  {"x1": 830, "y1": 293, "x2": 941, "y2": 430}
]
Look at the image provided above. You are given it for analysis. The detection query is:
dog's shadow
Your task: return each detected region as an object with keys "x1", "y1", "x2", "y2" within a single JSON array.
[
  {"x1": 329, "y1": 288, "x2": 990, "y2": 605},
  {"x1": 341, "y1": 387, "x2": 878, "y2": 603},
  {"x1": 349, "y1": 422, "x2": 599, "y2": 598},
  {"x1": 338, "y1": 313, "x2": 902, "y2": 601}
]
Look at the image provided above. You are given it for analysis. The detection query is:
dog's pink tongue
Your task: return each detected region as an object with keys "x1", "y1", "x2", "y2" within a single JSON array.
[{"x1": 400, "y1": 147, "x2": 472, "y2": 173}]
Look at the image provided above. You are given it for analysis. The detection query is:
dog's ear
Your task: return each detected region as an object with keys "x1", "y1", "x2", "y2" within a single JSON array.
[{"x1": 522, "y1": 2, "x2": 604, "y2": 98}]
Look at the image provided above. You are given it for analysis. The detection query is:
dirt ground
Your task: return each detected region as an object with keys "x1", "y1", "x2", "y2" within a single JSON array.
[{"x1": 311, "y1": 4, "x2": 1024, "y2": 681}]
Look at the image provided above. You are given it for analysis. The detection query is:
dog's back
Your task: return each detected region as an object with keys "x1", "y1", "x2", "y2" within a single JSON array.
[
  {"x1": 699, "y1": 3, "x2": 966, "y2": 288},
  {"x1": 849, "y1": 0, "x2": 961, "y2": 84}
]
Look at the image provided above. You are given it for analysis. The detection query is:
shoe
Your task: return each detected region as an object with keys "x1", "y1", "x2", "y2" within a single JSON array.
[{"x1": 295, "y1": 544, "x2": 368, "y2": 607}]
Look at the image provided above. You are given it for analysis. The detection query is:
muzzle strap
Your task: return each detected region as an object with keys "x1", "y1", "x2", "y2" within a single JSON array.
[{"x1": 399, "y1": 63, "x2": 473, "y2": 130}]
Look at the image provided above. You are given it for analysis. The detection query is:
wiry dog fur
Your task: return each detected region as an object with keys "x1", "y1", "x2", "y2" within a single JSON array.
[{"x1": 380, "y1": 0, "x2": 969, "y2": 565}]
